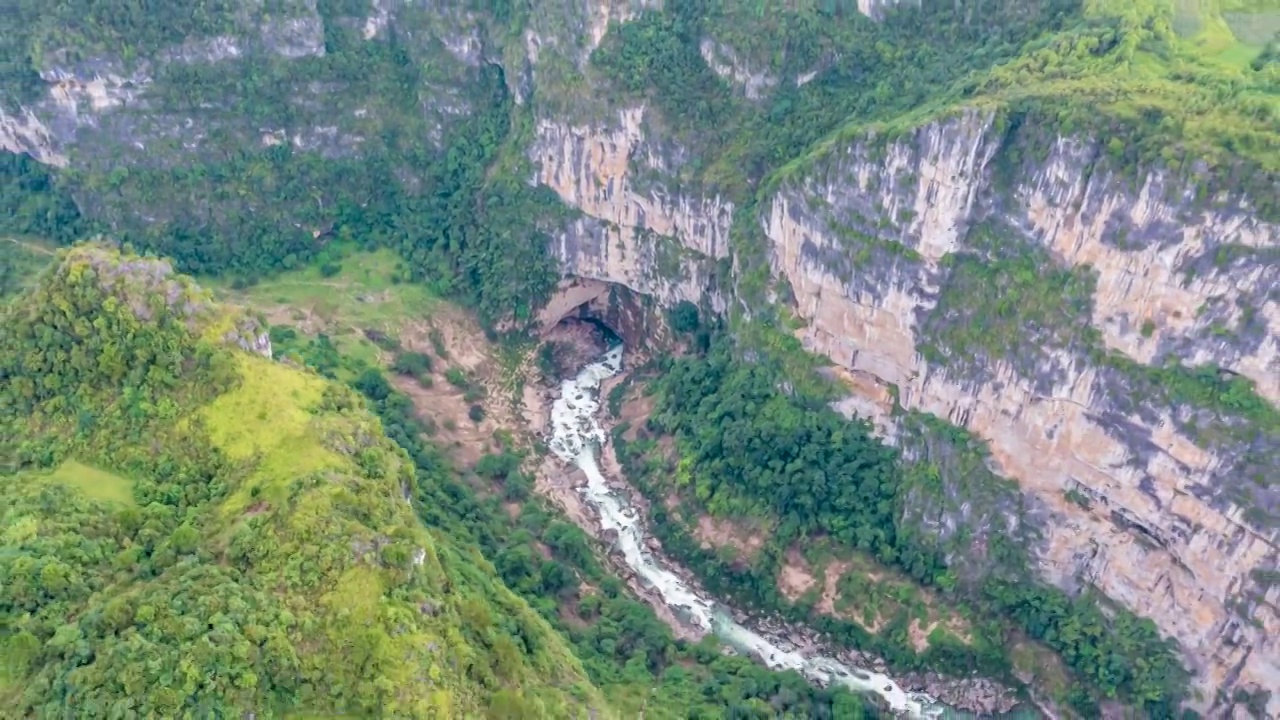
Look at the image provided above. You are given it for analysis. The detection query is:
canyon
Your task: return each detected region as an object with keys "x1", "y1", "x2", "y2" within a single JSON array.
[
  {"x1": 535, "y1": 102, "x2": 1278, "y2": 714},
  {"x1": 2, "y1": 0, "x2": 1276, "y2": 714}
]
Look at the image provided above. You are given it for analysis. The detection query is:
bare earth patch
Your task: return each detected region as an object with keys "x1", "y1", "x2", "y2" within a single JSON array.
[
  {"x1": 404, "y1": 310, "x2": 490, "y2": 374},
  {"x1": 817, "y1": 560, "x2": 854, "y2": 616},
  {"x1": 618, "y1": 391, "x2": 656, "y2": 441},
  {"x1": 778, "y1": 549, "x2": 819, "y2": 601},
  {"x1": 391, "y1": 372, "x2": 497, "y2": 467},
  {"x1": 693, "y1": 515, "x2": 767, "y2": 559},
  {"x1": 785, "y1": 544, "x2": 973, "y2": 651},
  {"x1": 778, "y1": 548, "x2": 889, "y2": 635},
  {"x1": 390, "y1": 312, "x2": 522, "y2": 467},
  {"x1": 909, "y1": 619, "x2": 939, "y2": 652}
]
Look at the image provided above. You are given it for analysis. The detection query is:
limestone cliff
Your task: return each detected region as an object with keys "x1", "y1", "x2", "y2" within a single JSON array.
[
  {"x1": 531, "y1": 107, "x2": 731, "y2": 310},
  {"x1": 0, "y1": 0, "x2": 497, "y2": 241},
  {"x1": 765, "y1": 110, "x2": 1278, "y2": 710},
  {"x1": 533, "y1": 105, "x2": 1279, "y2": 712}
]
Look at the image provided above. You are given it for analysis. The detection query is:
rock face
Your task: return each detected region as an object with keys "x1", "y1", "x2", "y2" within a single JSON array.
[
  {"x1": 0, "y1": 6, "x2": 328, "y2": 168},
  {"x1": 534, "y1": 106, "x2": 1279, "y2": 712},
  {"x1": 531, "y1": 107, "x2": 732, "y2": 311},
  {"x1": 763, "y1": 110, "x2": 1278, "y2": 709},
  {"x1": 0, "y1": 0, "x2": 497, "y2": 240}
]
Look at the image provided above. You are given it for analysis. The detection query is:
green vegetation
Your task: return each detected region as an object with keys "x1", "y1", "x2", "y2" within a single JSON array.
[
  {"x1": 2, "y1": 0, "x2": 563, "y2": 327},
  {"x1": 40, "y1": 460, "x2": 136, "y2": 506},
  {"x1": 593, "y1": 0, "x2": 1083, "y2": 197},
  {"x1": 0, "y1": 153, "x2": 90, "y2": 243},
  {"x1": 581, "y1": 0, "x2": 1273, "y2": 706},
  {"x1": 2, "y1": 244, "x2": 894, "y2": 718},
  {"x1": 1, "y1": 237, "x2": 59, "y2": 300},
  {"x1": 919, "y1": 221, "x2": 1100, "y2": 385},
  {"x1": 345, "y1": 357, "x2": 880, "y2": 720},
  {"x1": 977, "y1": 0, "x2": 1278, "y2": 175},
  {"x1": 614, "y1": 338, "x2": 1189, "y2": 713},
  {"x1": 586, "y1": 0, "x2": 1278, "y2": 294},
  {"x1": 0, "y1": 245, "x2": 608, "y2": 717},
  {"x1": 651, "y1": 343, "x2": 905, "y2": 558},
  {"x1": 1105, "y1": 354, "x2": 1280, "y2": 436},
  {"x1": 394, "y1": 351, "x2": 435, "y2": 377},
  {"x1": 212, "y1": 245, "x2": 437, "y2": 374},
  {"x1": 778, "y1": 0, "x2": 1278, "y2": 215},
  {"x1": 4, "y1": 0, "x2": 1276, "y2": 714}
]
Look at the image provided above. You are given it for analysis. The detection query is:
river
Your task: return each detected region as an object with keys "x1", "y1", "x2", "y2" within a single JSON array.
[{"x1": 546, "y1": 343, "x2": 952, "y2": 718}]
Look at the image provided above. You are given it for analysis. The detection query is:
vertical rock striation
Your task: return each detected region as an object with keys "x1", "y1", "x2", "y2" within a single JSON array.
[
  {"x1": 532, "y1": 107, "x2": 732, "y2": 309},
  {"x1": 762, "y1": 110, "x2": 1278, "y2": 712},
  {"x1": 3, "y1": 0, "x2": 1276, "y2": 710},
  {"x1": 530, "y1": 104, "x2": 1278, "y2": 713}
]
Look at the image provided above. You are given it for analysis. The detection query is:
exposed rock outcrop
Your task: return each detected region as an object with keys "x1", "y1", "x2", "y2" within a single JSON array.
[
  {"x1": 532, "y1": 107, "x2": 731, "y2": 310},
  {"x1": 760, "y1": 111, "x2": 1278, "y2": 709},
  {"x1": 535, "y1": 106, "x2": 1279, "y2": 714},
  {"x1": 3, "y1": 0, "x2": 1276, "y2": 712}
]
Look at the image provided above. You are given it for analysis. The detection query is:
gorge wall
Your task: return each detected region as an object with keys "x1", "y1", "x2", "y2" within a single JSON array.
[
  {"x1": 531, "y1": 105, "x2": 1279, "y2": 712},
  {"x1": 3, "y1": 0, "x2": 1277, "y2": 713}
]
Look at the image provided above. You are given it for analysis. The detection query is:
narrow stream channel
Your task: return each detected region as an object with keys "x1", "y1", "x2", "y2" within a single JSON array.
[{"x1": 547, "y1": 344, "x2": 951, "y2": 718}]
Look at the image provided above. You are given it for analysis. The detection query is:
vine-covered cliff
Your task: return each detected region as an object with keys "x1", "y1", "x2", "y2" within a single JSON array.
[{"x1": 2, "y1": 0, "x2": 1277, "y2": 714}]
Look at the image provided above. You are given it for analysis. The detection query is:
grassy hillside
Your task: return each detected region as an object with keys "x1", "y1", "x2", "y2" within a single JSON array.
[
  {"x1": 0, "y1": 244, "x2": 608, "y2": 718},
  {"x1": 971, "y1": 0, "x2": 1277, "y2": 175}
]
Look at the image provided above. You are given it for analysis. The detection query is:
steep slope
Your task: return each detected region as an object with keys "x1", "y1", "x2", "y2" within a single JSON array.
[
  {"x1": 530, "y1": 2, "x2": 1279, "y2": 713},
  {"x1": 0, "y1": 245, "x2": 609, "y2": 717}
]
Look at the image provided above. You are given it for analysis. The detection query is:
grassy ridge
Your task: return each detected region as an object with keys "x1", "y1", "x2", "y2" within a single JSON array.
[{"x1": 0, "y1": 245, "x2": 611, "y2": 717}]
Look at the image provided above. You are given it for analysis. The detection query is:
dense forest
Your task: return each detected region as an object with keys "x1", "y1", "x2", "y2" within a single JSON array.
[{"x1": 0, "y1": 246, "x2": 612, "y2": 716}]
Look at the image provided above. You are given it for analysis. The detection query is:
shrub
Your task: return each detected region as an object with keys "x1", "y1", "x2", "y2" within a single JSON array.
[
  {"x1": 429, "y1": 328, "x2": 449, "y2": 359},
  {"x1": 393, "y1": 351, "x2": 434, "y2": 376},
  {"x1": 445, "y1": 367, "x2": 469, "y2": 389}
]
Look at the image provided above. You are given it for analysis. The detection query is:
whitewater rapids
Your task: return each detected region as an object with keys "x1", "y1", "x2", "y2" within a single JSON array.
[{"x1": 546, "y1": 344, "x2": 943, "y2": 718}]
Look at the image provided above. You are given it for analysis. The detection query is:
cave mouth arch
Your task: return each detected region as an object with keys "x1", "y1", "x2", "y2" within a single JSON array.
[{"x1": 537, "y1": 278, "x2": 672, "y2": 352}]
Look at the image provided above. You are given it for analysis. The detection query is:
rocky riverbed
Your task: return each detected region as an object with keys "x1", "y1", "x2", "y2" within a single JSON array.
[{"x1": 532, "y1": 344, "x2": 1038, "y2": 717}]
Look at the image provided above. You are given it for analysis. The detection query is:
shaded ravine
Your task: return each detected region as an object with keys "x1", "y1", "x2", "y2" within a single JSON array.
[{"x1": 546, "y1": 344, "x2": 949, "y2": 718}]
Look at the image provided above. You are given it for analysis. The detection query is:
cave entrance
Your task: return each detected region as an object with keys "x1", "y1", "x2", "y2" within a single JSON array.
[
  {"x1": 537, "y1": 277, "x2": 668, "y2": 350},
  {"x1": 536, "y1": 277, "x2": 675, "y2": 373},
  {"x1": 566, "y1": 313, "x2": 623, "y2": 348}
]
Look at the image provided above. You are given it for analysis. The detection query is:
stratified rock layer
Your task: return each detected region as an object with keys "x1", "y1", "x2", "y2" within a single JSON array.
[{"x1": 533, "y1": 106, "x2": 1278, "y2": 712}]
